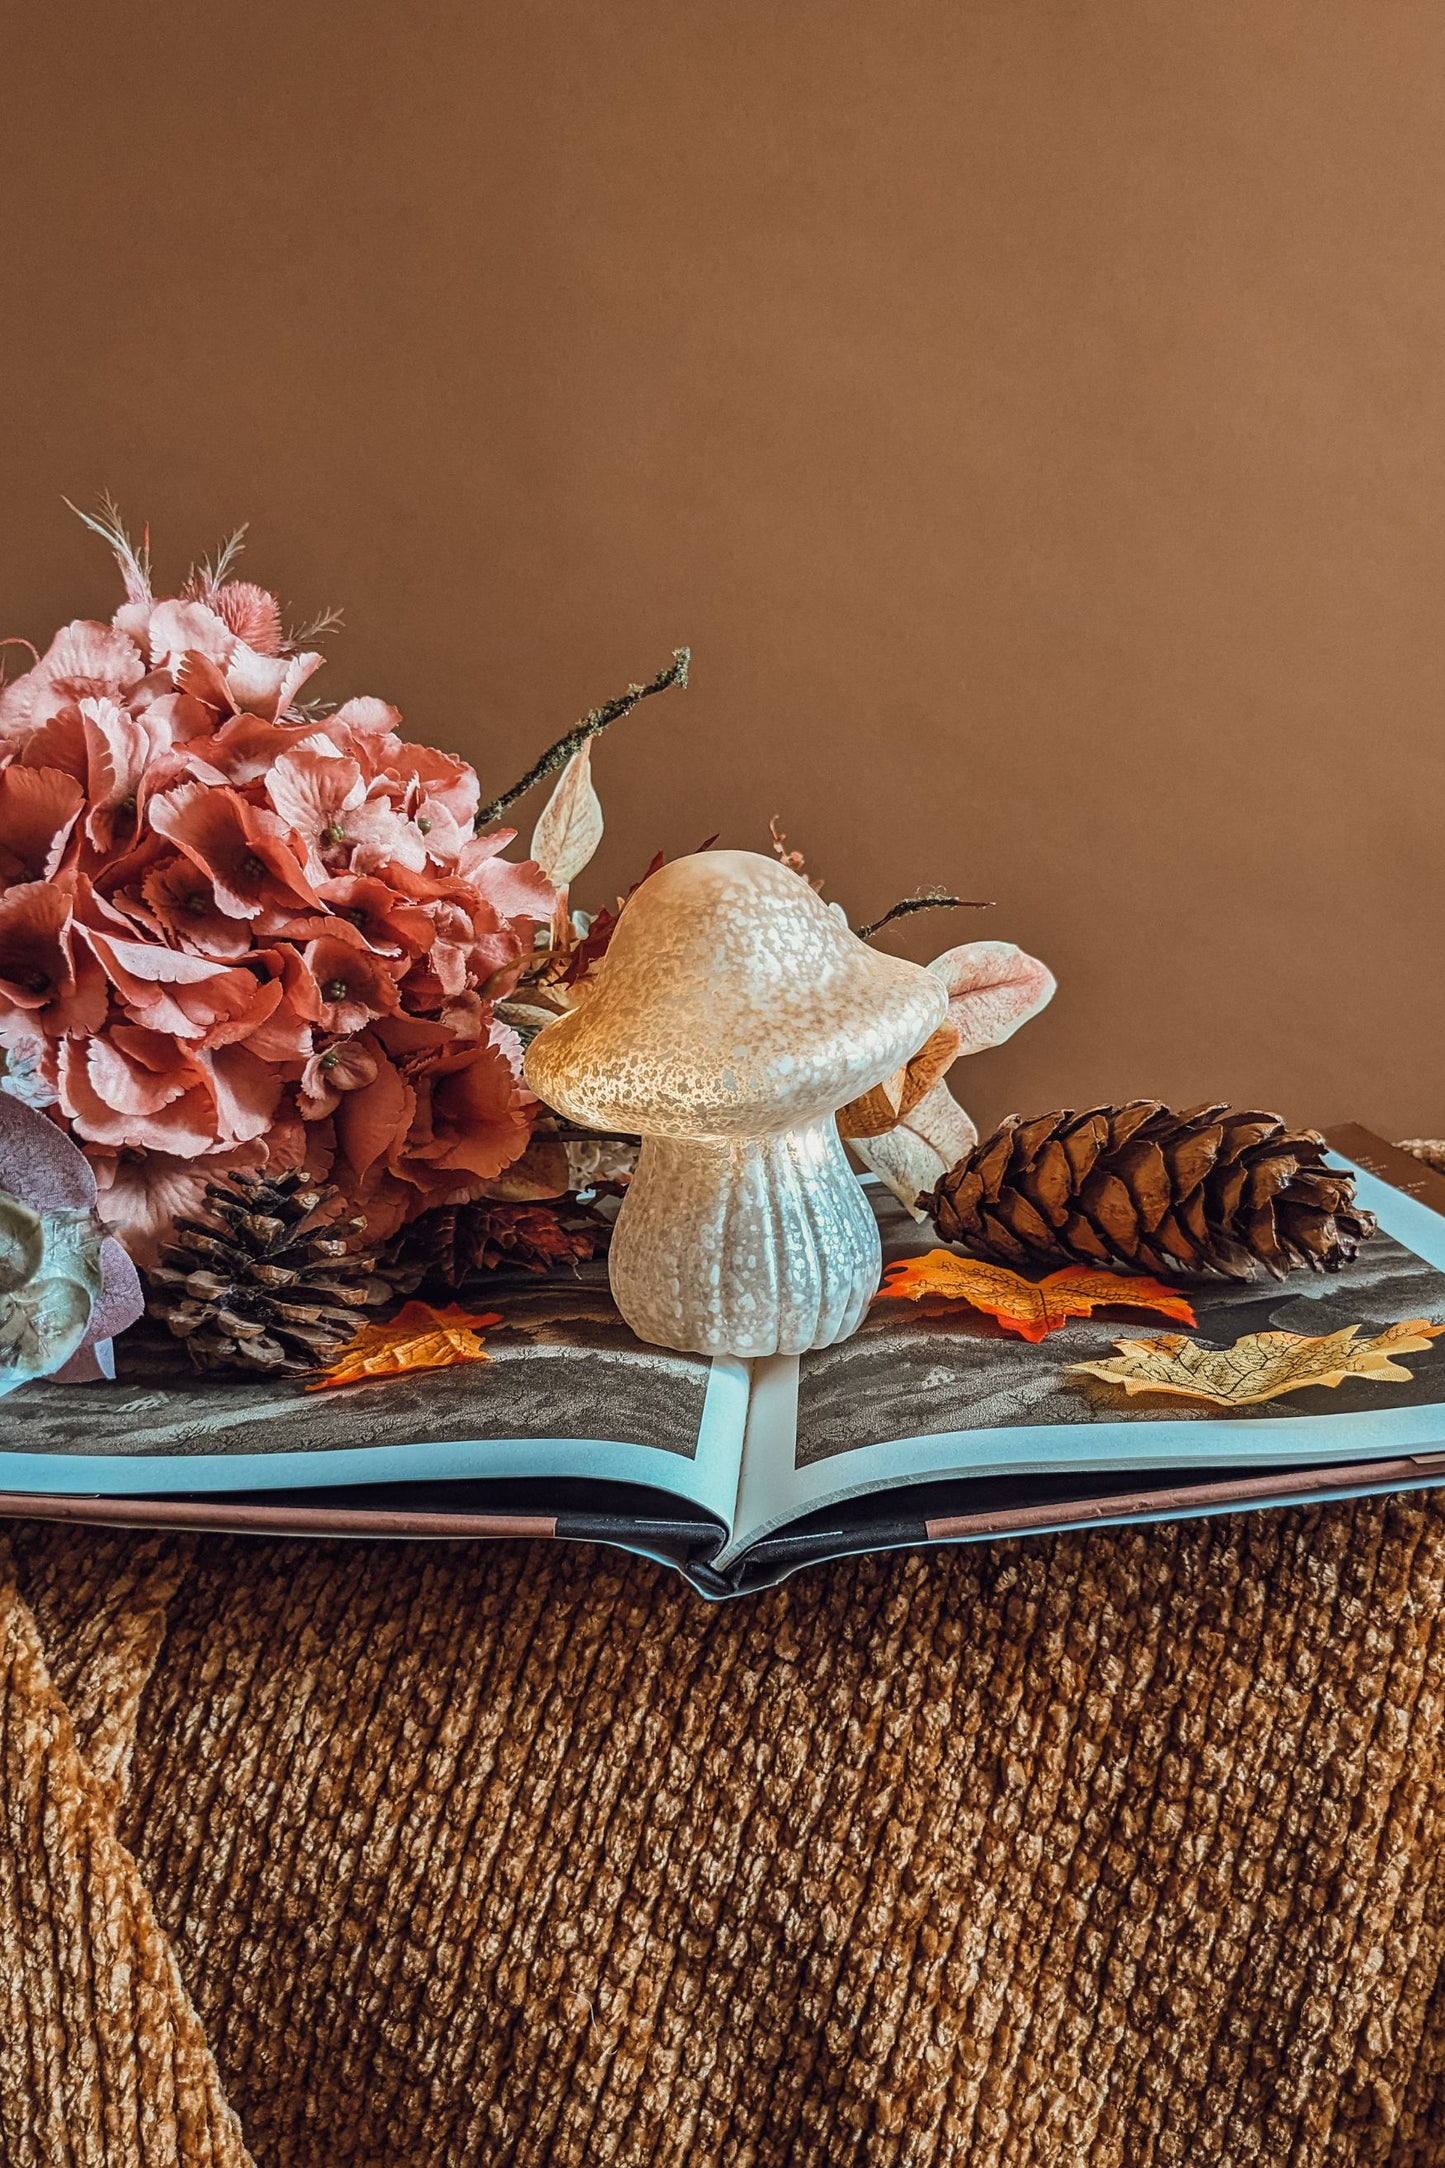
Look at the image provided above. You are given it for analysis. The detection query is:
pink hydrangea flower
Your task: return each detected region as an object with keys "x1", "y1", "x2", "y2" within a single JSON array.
[{"x1": 0, "y1": 524, "x2": 558, "y2": 1266}]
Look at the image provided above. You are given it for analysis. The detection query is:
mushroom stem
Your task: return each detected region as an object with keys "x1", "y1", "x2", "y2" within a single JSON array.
[{"x1": 607, "y1": 1119, "x2": 882, "y2": 1358}]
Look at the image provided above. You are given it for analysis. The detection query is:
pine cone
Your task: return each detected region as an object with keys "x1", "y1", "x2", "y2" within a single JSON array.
[
  {"x1": 925, "y1": 1103, "x2": 1377, "y2": 1280},
  {"x1": 387, "y1": 1198, "x2": 608, "y2": 1293},
  {"x1": 146, "y1": 1170, "x2": 391, "y2": 1376}
]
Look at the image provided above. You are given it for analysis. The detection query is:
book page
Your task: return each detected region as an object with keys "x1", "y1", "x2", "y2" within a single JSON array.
[
  {"x1": 722, "y1": 1163, "x2": 1445, "y2": 1562},
  {"x1": 0, "y1": 1273, "x2": 753, "y2": 1529}
]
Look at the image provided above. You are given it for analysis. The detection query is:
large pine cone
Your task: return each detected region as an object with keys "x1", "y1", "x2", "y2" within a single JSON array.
[
  {"x1": 146, "y1": 1170, "x2": 390, "y2": 1376},
  {"x1": 925, "y1": 1103, "x2": 1377, "y2": 1279}
]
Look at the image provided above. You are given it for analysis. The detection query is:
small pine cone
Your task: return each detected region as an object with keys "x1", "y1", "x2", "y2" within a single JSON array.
[
  {"x1": 387, "y1": 1198, "x2": 607, "y2": 1292},
  {"x1": 466, "y1": 1201, "x2": 606, "y2": 1275},
  {"x1": 146, "y1": 1170, "x2": 392, "y2": 1376},
  {"x1": 925, "y1": 1102, "x2": 1377, "y2": 1280},
  {"x1": 386, "y1": 1203, "x2": 467, "y2": 1294}
]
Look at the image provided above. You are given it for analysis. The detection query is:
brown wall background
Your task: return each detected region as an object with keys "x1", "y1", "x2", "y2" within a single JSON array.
[{"x1": 3, "y1": 2, "x2": 1442, "y2": 1139}]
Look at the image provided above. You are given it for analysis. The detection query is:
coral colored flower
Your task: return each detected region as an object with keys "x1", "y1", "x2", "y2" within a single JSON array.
[
  {"x1": 59, "y1": 1033, "x2": 213, "y2": 1156},
  {"x1": 409, "y1": 796, "x2": 471, "y2": 863},
  {"x1": 88, "y1": 1154, "x2": 227, "y2": 1271},
  {"x1": 0, "y1": 518, "x2": 562, "y2": 1254},
  {"x1": 74, "y1": 696, "x2": 169, "y2": 854},
  {"x1": 0, "y1": 619, "x2": 146, "y2": 748},
  {"x1": 394, "y1": 745, "x2": 481, "y2": 831},
  {"x1": 166, "y1": 713, "x2": 302, "y2": 789},
  {"x1": 58, "y1": 1029, "x2": 282, "y2": 1157},
  {"x1": 455, "y1": 831, "x2": 558, "y2": 928},
  {"x1": 333, "y1": 1042, "x2": 415, "y2": 1188},
  {"x1": 342, "y1": 796, "x2": 432, "y2": 876},
  {"x1": 0, "y1": 766, "x2": 85, "y2": 883},
  {"x1": 242, "y1": 946, "x2": 319, "y2": 1063},
  {"x1": 76, "y1": 916, "x2": 279, "y2": 1045},
  {"x1": 315, "y1": 697, "x2": 404, "y2": 778},
  {"x1": 0, "y1": 883, "x2": 108, "y2": 1038},
  {"x1": 264, "y1": 746, "x2": 368, "y2": 873},
  {"x1": 299, "y1": 1034, "x2": 378, "y2": 1119},
  {"x1": 145, "y1": 599, "x2": 236, "y2": 676},
  {"x1": 223, "y1": 646, "x2": 324, "y2": 721},
  {"x1": 310, "y1": 874, "x2": 435, "y2": 957},
  {"x1": 145, "y1": 598, "x2": 325, "y2": 723},
  {"x1": 149, "y1": 782, "x2": 321, "y2": 920},
  {"x1": 140, "y1": 855, "x2": 253, "y2": 959},
  {"x1": 393, "y1": 1031, "x2": 536, "y2": 1189},
  {"x1": 301, "y1": 932, "x2": 404, "y2": 1035}
]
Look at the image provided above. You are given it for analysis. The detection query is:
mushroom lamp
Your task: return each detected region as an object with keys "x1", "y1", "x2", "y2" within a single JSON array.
[{"x1": 524, "y1": 849, "x2": 949, "y2": 1357}]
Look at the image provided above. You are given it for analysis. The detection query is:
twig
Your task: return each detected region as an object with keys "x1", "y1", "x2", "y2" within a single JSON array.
[
  {"x1": 476, "y1": 648, "x2": 691, "y2": 829},
  {"x1": 855, "y1": 892, "x2": 992, "y2": 942},
  {"x1": 0, "y1": 636, "x2": 41, "y2": 679}
]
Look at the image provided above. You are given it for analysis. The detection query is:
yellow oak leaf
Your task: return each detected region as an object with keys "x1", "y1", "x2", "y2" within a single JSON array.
[
  {"x1": 1067, "y1": 1319, "x2": 1445, "y2": 1406},
  {"x1": 306, "y1": 1301, "x2": 504, "y2": 1390},
  {"x1": 875, "y1": 1251, "x2": 1198, "y2": 1343}
]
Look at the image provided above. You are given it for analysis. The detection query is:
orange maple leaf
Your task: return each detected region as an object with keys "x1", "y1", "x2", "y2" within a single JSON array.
[
  {"x1": 306, "y1": 1301, "x2": 505, "y2": 1390},
  {"x1": 875, "y1": 1252, "x2": 1198, "y2": 1344}
]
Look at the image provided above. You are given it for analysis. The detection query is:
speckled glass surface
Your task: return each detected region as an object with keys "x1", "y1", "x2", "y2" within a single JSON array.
[{"x1": 525, "y1": 850, "x2": 949, "y2": 1356}]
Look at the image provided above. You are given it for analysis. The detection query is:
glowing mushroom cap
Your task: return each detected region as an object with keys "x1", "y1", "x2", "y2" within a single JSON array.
[{"x1": 525, "y1": 849, "x2": 949, "y2": 1138}]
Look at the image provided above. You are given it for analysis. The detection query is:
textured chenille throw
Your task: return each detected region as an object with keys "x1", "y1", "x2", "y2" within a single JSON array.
[{"x1": 7, "y1": 1500, "x2": 1445, "y2": 2166}]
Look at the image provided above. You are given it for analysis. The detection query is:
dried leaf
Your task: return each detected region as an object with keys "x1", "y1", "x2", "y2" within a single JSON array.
[
  {"x1": 876, "y1": 1251, "x2": 1199, "y2": 1343},
  {"x1": 552, "y1": 850, "x2": 666, "y2": 986},
  {"x1": 1067, "y1": 1318, "x2": 1445, "y2": 1405},
  {"x1": 531, "y1": 742, "x2": 603, "y2": 888},
  {"x1": 306, "y1": 1300, "x2": 504, "y2": 1389},
  {"x1": 849, "y1": 1078, "x2": 980, "y2": 1217},
  {"x1": 839, "y1": 1023, "x2": 962, "y2": 1139},
  {"x1": 838, "y1": 1071, "x2": 906, "y2": 1141},
  {"x1": 476, "y1": 1136, "x2": 572, "y2": 1202}
]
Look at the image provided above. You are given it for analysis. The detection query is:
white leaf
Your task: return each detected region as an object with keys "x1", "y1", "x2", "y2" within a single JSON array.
[
  {"x1": 927, "y1": 941, "x2": 1056, "y2": 1057},
  {"x1": 530, "y1": 743, "x2": 603, "y2": 889},
  {"x1": 848, "y1": 1079, "x2": 979, "y2": 1216}
]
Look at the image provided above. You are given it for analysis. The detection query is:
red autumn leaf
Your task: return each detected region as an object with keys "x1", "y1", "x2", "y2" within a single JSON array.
[
  {"x1": 307, "y1": 1300, "x2": 504, "y2": 1389},
  {"x1": 875, "y1": 1252, "x2": 1199, "y2": 1344}
]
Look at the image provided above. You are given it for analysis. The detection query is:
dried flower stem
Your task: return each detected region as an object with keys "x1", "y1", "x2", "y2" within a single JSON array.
[
  {"x1": 65, "y1": 494, "x2": 152, "y2": 606},
  {"x1": 855, "y1": 892, "x2": 992, "y2": 942},
  {"x1": 187, "y1": 525, "x2": 250, "y2": 598},
  {"x1": 476, "y1": 648, "x2": 691, "y2": 829},
  {"x1": 286, "y1": 603, "x2": 346, "y2": 651}
]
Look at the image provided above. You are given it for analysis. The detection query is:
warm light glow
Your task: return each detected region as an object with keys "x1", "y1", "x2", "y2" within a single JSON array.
[{"x1": 525, "y1": 849, "x2": 949, "y2": 1357}]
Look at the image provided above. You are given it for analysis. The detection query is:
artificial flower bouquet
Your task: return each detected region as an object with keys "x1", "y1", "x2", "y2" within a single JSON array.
[
  {"x1": 0, "y1": 506, "x2": 1055, "y2": 1335},
  {"x1": 0, "y1": 510, "x2": 559, "y2": 1268}
]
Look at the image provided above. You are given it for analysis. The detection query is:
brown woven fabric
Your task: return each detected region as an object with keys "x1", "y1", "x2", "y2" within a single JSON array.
[
  {"x1": 18, "y1": 1527, "x2": 193, "y2": 1824},
  {"x1": 11, "y1": 1500, "x2": 1445, "y2": 2163},
  {"x1": 0, "y1": 1537, "x2": 249, "y2": 2168}
]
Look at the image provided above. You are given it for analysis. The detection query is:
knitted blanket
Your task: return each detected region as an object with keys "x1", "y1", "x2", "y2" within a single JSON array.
[{"x1": 5, "y1": 1499, "x2": 1445, "y2": 2166}]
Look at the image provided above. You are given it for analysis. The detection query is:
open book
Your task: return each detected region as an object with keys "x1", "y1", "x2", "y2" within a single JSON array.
[{"x1": 4, "y1": 1129, "x2": 1445, "y2": 1597}]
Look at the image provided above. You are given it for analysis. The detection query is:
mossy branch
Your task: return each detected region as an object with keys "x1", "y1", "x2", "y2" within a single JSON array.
[
  {"x1": 476, "y1": 648, "x2": 691, "y2": 830},
  {"x1": 855, "y1": 892, "x2": 992, "y2": 943}
]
